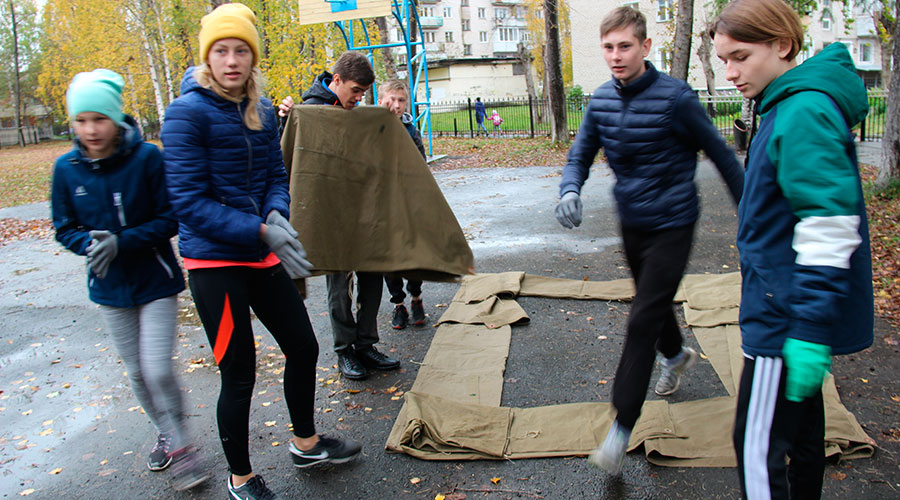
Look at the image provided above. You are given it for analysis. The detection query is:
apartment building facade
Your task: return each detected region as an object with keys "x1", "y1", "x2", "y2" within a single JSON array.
[
  {"x1": 569, "y1": 0, "x2": 886, "y2": 93},
  {"x1": 389, "y1": 0, "x2": 538, "y2": 100}
]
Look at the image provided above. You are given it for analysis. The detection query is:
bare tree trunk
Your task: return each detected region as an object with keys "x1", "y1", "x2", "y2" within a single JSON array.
[
  {"x1": 878, "y1": 10, "x2": 894, "y2": 90},
  {"x1": 697, "y1": 25, "x2": 716, "y2": 96},
  {"x1": 141, "y1": 30, "x2": 167, "y2": 124},
  {"x1": 670, "y1": 0, "x2": 694, "y2": 81},
  {"x1": 151, "y1": 0, "x2": 175, "y2": 102},
  {"x1": 9, "y1": 0, "x2": 25, "y2": 147},
  {"x1": 376, "y1": 16, "x2": 398, "y2": 80},
  {"x1": 876, "y1": 0, "x2": 900, "y2": 189},
  {"x1": 517, "y1": 42, "x2": 539, "y2": 123},
  {"x1": 544, "y1": 0, "x2": 568, "y2": 143}
]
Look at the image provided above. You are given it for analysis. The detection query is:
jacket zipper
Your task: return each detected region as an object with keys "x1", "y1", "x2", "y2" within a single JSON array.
[
  {"x1": 237, "y1": 101, "x2": 263, "y2": 261},
  {"x1": 113, "y1": 192, "x2": 127, "y2": 226},
  {"x1": 153, "y1": 247, "x2": 175, "y2": 279}
]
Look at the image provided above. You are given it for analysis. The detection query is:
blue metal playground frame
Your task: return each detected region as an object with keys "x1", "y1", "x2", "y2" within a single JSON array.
[{"x1": 331, "y1": 0, "x2": 433, "y2": 156}]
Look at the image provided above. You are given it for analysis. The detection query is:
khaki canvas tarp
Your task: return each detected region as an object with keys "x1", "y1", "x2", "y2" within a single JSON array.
[
  {"x1": 281, "y1": 105, "x2": 474, "y2": 281},
  {"x1": 386, "y1": 272, "x2": 876, "y2": 466}
]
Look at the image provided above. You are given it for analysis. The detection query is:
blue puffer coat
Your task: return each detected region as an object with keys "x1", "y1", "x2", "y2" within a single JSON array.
[
  {"x1": 560, "y1": 62, "x2": 743, "y2": 229},
  {"x1": 51, "y1": 116, "x2": 185, "y2": 307},
  {"x1": 161, "y1": 67, "x2": 290, "y2": 261}
]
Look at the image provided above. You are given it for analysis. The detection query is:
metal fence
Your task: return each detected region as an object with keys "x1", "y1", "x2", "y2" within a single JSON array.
[{"x1": 426, "y1": 89, "x2": 889, "y2": 142}]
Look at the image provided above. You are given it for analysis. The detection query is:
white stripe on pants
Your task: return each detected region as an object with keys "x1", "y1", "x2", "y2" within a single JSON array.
[
  {"x1": 99, "y1": 294, "x2": 188, "y2": 449},
  {"x1": 743, "y1": 356, "x2": 782, "y2": 500}
]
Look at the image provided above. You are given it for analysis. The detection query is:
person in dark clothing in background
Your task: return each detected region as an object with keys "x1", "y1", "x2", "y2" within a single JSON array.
[
  {"x1": 474, "y1": 97, "x2": 488, "y2": 136},
  {"x1": 555, "y1": 6, "x2": 744, "y2": 476},
  {"x1": 278, "y1": 52, "x2": 401, "y2": 381}
]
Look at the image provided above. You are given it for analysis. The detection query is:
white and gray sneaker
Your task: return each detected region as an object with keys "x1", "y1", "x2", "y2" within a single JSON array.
[
  {"x1": 228, "y1": 475, "x2": 279, "y2": 500},
  {"x1": 588, "y1": 420, "x2": 631, "y2": 476},
  {"x1": 655, "y1": 346, "x2": 699, "y2": 396},
  {"x1": 289, "y1": 435, "x2": 361, "y2": 468}
]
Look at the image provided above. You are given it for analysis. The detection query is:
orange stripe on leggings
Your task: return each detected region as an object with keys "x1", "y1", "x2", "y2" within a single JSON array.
[{"x1": 212, "y1": 294, "x2": 234, "y2": 364}]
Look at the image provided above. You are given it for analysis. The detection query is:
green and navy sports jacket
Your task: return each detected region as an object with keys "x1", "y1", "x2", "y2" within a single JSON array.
[{"x1": 739, "y1": 43, "x2": 873, "y2": 357}]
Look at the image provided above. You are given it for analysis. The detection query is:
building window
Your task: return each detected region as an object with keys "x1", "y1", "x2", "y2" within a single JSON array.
[
  {"x1": 822, "y1": 12, "x2": 832, "y2": 30},
  {"x1": 622, "y1": 0, "x2": 639, "y2": 10},
  {"x1": 478, "y1": 7, "x2": 485, "y2": 19},
  {"x1": 499, "y1": 27, "x2": 518, "y2": 42},
  {"x1": 422, "y1": 7, "x2": 434, "y2": 17},
  {"x1": 443, "y1": 7, "x2": 451, "y2": 17},
  {"x1": 462, "y1": 19, "x2": 471, "y2": 31},
  {"x1": 424, "y1": 31, "x2": 435, "y2": 43},
  {"x1": 536, "y1": 8, "x2": 543, "y2": 19},
  {"x1": 461, "y1": 0, "x2": 469, "y2": 5},
  {"x1": 464, "y1": 44, "x2": 472, "y2": 56},
  {"x1": 396, "y1": 28, "x2": 404, "y2": 41},
  {"x1": 859, "y1": 42, "x2": 873, "y2": 63},
  {"x1": 522, "y1": 31, "x2": 531, "y2": 42},
  {"x1": 479, "y1": 31, "x2": 488, "y2": 42},
  {"x1": 495, "y1": 8, "x2": 507, "y2": 19},
  {"x1": 823, "y1": 0, "x2": 832, "y2": 7},
  {"x1": 445, "y1": 31, "x2": 454, "y2": 42},
  {"x1": 657, "y1": 0, "x2": 673, "y2": 22},
  {"x1": 655, "y1": 48, "x2": 671, "y2": 71}
]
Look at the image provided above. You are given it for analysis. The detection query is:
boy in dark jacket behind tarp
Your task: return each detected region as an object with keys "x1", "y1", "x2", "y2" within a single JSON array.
[{"x1": 555, "y1": 7, "x2": 744, "y2": 476}]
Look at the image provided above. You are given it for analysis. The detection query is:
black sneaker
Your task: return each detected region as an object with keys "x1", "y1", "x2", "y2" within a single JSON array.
[
  {"x1": 170, "y1": 446, "x2": 210, "y2": 491},
  {"x1": 410, "y1": 298, "x2": 426, "y2": 326},
  {"x1": 289, "y1": 436, "x2": 361, "y2": 468},
  {"x1": 391, "y1": 304, "x2": 409, "y2": 329},
  {"x1": 228, "y1": 474, "x2": 279, "y2": 500},
  {"x1": 147, "y1": 434, "x2": 171, "y2": 471},
  {"x1": 356, "y1": 345, "x2": 400, "y2": 371}
]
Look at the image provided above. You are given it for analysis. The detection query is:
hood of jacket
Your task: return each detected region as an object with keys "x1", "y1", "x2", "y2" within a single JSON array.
[
  {"x1": 301, "y1": 71, "x2": 341, "y2": 106},
  {"x1": 759, "y1": 43, "x2": 868, "y2": 127}
]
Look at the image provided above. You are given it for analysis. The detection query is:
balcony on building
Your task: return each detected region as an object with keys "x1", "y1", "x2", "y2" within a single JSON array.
[
  {"x1": 493, "y1": 40, "x2": 519, "y2": 53},
  {"x1": 419, "y1": 16, "x2": 444, "y2": 28},
  {"x1": 495, "y1": 17, "x2": 526, "y2": 27},
  {"x1": 492, "y1": 0, "x2": 524, "y2": 5},
  {"x1": 419, "y1": 0, "x2": 439, "y2": 3}
]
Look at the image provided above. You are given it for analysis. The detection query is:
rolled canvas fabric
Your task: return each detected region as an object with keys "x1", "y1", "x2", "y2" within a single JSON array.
[{"x1": 281, "y1": 105, "x2": 474, "y2": 281}]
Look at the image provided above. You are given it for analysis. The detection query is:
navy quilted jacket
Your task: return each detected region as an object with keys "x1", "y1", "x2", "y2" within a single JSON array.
[
  {"x1": 161, "y1": 67, "x2": 290, "y2": 261},
  {"x1": 51, "y1": 117, "x2": 184, "y2": 307},
  {"x1": 560, "y1": 62, "x2": 743, "y2": 230}
]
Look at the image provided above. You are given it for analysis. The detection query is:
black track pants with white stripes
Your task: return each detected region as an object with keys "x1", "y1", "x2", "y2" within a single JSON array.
[{"x1": 733, "y1": 356, "x2": 825, "y2": 500}]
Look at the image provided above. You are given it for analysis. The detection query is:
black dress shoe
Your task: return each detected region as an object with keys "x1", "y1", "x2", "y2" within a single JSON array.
[
  {"x1": 356, "y1": 346, "x2": 400, "y2": 371},
  {"x1": 337, "y1": 351, "x2": 368, "y2": 380}
]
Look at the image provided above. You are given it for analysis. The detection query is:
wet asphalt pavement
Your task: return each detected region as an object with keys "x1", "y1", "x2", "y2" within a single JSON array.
[{"x1": 1, "y1": 152, "x2": 898, "y2": 499}]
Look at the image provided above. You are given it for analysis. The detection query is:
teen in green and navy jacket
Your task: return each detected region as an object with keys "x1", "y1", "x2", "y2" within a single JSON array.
[{"x1": 713, "y1": 0, "x2": 873, "y2": 497}]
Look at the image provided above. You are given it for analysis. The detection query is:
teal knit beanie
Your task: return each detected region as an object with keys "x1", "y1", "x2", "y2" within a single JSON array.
[{"x1": 66, "y1": 69, "x2": 125, "y2": 125}]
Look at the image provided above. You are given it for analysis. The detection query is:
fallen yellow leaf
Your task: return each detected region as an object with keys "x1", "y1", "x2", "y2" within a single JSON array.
[
  {"x1": 39, "y1": 429, "x2": 52, "y2": 436},
  {"x1": 22, "y1": 409, "x2": 32, "y2": 416},
  {"x1": 387, "y1": 386, "x2": 398, "y2": 394},
  {"x1": 323, "y1": 408, "x2": 333, "y2": 413},
  {"x1": 410, "y1": 477, "x2": 422, "y2": 485},
  {"x1": 49, "y1": 468, "x2": 62, "y2": 475},
  {"x1": 859, "y1": 378, "x2": 869, "y2": 383},
  {"x1": 42, "y1": 420, "x2": 53, "y2": 426},
  {"x1": 271, "y1": 441, "x2": 280, "y2": 447},
  {"x1": 491, "y1": 477, "x2": 501, "y2": 484},
  {"x1": 435, "y1": 495, "x2": 446, "y2": 500},
  {"x1": 19, "y1": 488, "x2": 35, "y2": 496},
  {"x1": 264, "y1": 421, "x2": 276, "y2": 427}
]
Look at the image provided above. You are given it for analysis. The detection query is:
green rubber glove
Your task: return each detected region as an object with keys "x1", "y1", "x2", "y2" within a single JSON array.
[{"x1": 782, "y1": 338, "x2": 831, "y2": 403}]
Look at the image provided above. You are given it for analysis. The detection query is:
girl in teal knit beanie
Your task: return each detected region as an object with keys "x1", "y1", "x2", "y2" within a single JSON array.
[{"x1": 51, "y1": 69, "x2": 209, "y2": 491}]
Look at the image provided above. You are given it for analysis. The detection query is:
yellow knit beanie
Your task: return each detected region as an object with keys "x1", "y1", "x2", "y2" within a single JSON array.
[{"x1": 199, "y1": 3, "x2": 260, "y2": 65}]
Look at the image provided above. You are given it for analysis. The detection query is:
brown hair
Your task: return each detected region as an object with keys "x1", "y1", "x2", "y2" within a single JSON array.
[
  {"x1": 600, "y1": 6, "x2": 647, "y2": 41},
  {"x1": 710, "y1": 0, "x2": 804, "y2": 61},
  {"x1": 194, "y1": 63, "x2": 265, "y2": 130},
  {"x1": 332, "y1": 51, "x2": 375, "y2": 86}
]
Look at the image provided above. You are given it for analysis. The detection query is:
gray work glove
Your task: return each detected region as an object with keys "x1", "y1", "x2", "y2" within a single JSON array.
[
  {"x1": 266, "y1": 210, "x2": 298, "y2": 238},
  {"x1": 555, "y1": 192, "x2": 583, "y2": 229},
  {"x1": 261, "y1": 221, "x2": 313, "y2": 279},
  {"x1": 86, "y1": 230, "x2": 118, "y2": 279}
]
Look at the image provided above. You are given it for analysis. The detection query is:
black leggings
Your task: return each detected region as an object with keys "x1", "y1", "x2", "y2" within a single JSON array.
[
  {"x1": 612, "y1": 223, "x2": 695, "y2": 430},
  {"x1": 189, "y1": 264, "x2": 319, "y2": 476}
]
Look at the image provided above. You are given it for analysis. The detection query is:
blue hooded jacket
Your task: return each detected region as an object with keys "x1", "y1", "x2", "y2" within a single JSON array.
[
  {"x1": 51, "y1": 116, "x2": 185, "y2": 307},
  {"x1": 161, "y1": 67, "x2": 290, "y2": 261}
]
